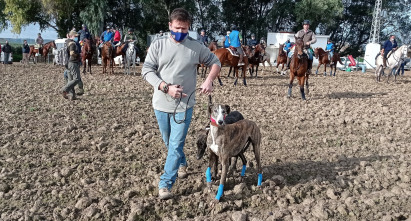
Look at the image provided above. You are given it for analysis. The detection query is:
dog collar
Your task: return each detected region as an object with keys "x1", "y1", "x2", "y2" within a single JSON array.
[{"x1": 210, "y1": 116, "x2": 219, "y2": 127}]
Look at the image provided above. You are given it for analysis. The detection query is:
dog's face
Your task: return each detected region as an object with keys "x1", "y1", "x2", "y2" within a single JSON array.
[{"x1": 210, "y1": 104, "x2": 230, "y2": 126}]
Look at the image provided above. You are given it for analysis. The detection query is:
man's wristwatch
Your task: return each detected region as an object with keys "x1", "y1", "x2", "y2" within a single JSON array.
[{"x1": 161, "y1": 82, "x2": 171, "y2": 94}]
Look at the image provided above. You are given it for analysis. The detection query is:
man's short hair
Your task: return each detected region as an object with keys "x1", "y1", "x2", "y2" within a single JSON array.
[{"x1": 169, "y1": 8, "x2": 192, "y2": 24}]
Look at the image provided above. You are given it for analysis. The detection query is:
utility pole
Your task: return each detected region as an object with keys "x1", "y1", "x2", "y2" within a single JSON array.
[
  {"x1": 369, "y1": 0, "x2": 382, "y2": 43},
  {"x1": 364, "y1": 0, "x2": 383, "y2": 69}
]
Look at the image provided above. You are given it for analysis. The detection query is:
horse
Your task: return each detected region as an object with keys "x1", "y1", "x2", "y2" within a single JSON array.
[
  {"x1": 375, "y1": 45, "x2": 409, "y2": 82},
  {"x1": 259, "y1": 47, "x2": 272, "y2": 73},
  {"x1": 198, "y1": 41, "x2": 218, "y2": 78},
  {"x1": 214, "y1": 46, "x2": 248, "y2": 86},
  {"x1": 124, "y1": 42, "x2": 137, "y2": 75},
  {"x1": 314, "y1": 47, "x2": 331, "y2": 76},
  {"x1": 288, "y1": 38, "x2": 309, "y2": 100},
  {"x1": 101, "y1": 42, "x2": 114, "y2": 74},
  {"x1": 81, "y1": 39, "x2": 93, "y2": 74},
  {"x1": 245, "y1": 44, "x2": 265, "y2": 77},
  {"x1": 112, "y1": 43, "x2": 127, "y2": 67},
  {"x1": 276, "y1": 44, "x2": 287, "y2": 75},
  {"x1": 29, "y1": 41, "x2": 57, "y2": 64},
  {"x1": 329, "y1": 52, "x2": 343, "y2": 76}
]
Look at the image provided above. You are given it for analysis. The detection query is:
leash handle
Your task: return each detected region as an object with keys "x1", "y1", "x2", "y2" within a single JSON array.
[{"x1": 173, "y1": 87, "x2": 203, "y2": 124}]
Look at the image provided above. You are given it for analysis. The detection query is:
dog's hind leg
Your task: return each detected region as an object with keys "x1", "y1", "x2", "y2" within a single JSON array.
[
  {"x1": 251, "y1": 130, "x2": 263, "y2": 188},
  {"x1": 206, "y1": 152, "x2": 218, "y2": 189}
]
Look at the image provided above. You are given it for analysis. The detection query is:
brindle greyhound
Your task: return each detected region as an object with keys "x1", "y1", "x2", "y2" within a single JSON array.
[{"x1": 206, "y1": 103, "x2": 262, "y2": 202}]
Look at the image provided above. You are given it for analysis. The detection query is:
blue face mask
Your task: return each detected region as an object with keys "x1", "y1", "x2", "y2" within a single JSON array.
[
  {"x1": 170, "y1": 30, "x2": 188, "y2": 42},
  {"x1": 74, "y1": 37, "x2": 78, "y2": 42}
]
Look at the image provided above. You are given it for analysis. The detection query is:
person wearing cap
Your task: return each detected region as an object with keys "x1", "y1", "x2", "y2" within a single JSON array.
[
  {"x1": 61, "y1": 30, "x2": 82, "y2": 100},
  {"x1": 197, "y1": 29, "x2": 208, "y2": 46},
  {"x1": 99, "y1": 26, "x2": 114, "y2": 57},
  {"x1": 122, "y1": 28, "x2": 138, "y2": 54},
  {"x1": 77, "y1": 24, "x2": 91, "y2": 43},
  {"x1": 294, "y1": 19, "x2": 317, "y2": 73},
  {"x1": 325, "y1": 39, "x2": 334, "y2": 60},
  {"x1": 222, "y1": 31, "x2": 230, "y2": 48},
  {"x1": 100, "y1": 26, "x2": 114, "y2": 43},
  {"x1": 229, "y1": 24, "x2": 245, "y2": 66},
  {"x1": 247, "y1": 33, "x2": 258, "y2": 49}
]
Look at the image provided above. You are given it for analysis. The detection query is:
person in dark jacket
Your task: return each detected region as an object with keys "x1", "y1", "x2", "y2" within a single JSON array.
[
  {"x1": 247, "y1": 34, "x2": 258, "y2": 49},
  {"x1": 22, "y1": 40, "x2": 30, "y2": 65},
  {"x1": 2, "y1": 41, "x2": 12, "y2": 64},
  {"x1": 77, "y1": 24, "x2": 91, "y2": 42},
  {"x1": 383, "y1": 35, "x2": 397, "y2": 68},
  {"x1": 61, "y1": 30, "x2": 82, "y2": 100}
]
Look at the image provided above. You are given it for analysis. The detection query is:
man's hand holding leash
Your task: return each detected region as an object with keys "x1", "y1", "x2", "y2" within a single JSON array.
[{"x1": 200, "y1": 63, "x2": 221, "y2": 95}]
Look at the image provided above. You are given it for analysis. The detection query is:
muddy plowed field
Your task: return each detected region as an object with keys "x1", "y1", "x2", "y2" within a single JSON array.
[{"x1": 1, "y1": 64, "x2": 410, "y2": 220}]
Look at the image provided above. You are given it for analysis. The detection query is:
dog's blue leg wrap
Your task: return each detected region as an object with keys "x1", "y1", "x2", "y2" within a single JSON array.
[
  {"x1": 215, "y1": 184, "x2": 224, "y2": 200},
  {"x1": 257, "y1": 173, "x2": 263, "y2": 186},
  {"x1": 206, "y1": 167, "x2": 212, "y2": 183},
  {"x1": 241, "y1": 165, "x2": 246, "y2": 177}
]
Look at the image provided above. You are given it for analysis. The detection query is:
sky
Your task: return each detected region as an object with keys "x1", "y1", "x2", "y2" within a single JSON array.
[{"x1": 0, "y1": 23, "x2": 59, "y2": 40}]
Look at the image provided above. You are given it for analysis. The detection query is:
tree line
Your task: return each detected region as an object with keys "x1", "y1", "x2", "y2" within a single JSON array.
[{"x1": 1, "y1": 0, "x2": 409, "y2": 57}]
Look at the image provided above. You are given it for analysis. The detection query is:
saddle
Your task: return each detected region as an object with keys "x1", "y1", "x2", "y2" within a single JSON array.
[{"x1": 227, "y1": 46, "x2": 239, "y2": 57}]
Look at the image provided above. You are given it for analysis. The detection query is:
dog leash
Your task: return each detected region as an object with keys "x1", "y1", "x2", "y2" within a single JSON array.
[{"x1": 173, "y1": 87, "x2": 204, "y2": 124}]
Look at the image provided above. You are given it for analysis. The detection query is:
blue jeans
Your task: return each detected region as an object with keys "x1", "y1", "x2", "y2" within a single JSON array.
[{"x1": 155, "y1": 108, "x2": 193, "y2": 190}]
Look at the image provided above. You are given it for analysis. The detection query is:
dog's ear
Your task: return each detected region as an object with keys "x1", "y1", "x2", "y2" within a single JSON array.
[{"x1": 225, "y1": 105, "x2": 231, "y2": 114}]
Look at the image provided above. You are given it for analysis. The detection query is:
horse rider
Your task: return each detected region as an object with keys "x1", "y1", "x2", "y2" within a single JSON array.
[
  {"x1": 35, "y1": 33, "x2": 44, "y2": 56},
  {"x1": 229, "y1": 24, "x2": 245, "y2": 66},
  {"x1": 325, "y1": 39, "x2": 334, "y2": 60},
  {"x1": 77, "y1": 24, "x2": 91, "y2": 45},
  {"x1": 98, "y1": 26, "x2": 114, "y2": 57},
  {"x1": 122, "y1": 28, "x2": 138, "y2": 55},
  {"x1": 294, "y1": 19, "x2": 317, "y2": 74},
  {"x1": 66, "y1": 27, "x2": 76, "y2": 38},
  {"x1": 284, "y1": 39, "x2": 293, "y2": 69},
  {"x1": 198, "y1": 29, "x2": 209, "y2": 46},
  {"x1": 223, "y1": 31, "x2": 230, "y2": 48},
  {"x1": 383, "y1": 35, "x2": 397, "y2": 68},
  {"x1": 247, "y1": 33, "x2": 258, "y2": 49},
  {"x1": 113, "y1": 26, "x2": 122, "y2": 46}
]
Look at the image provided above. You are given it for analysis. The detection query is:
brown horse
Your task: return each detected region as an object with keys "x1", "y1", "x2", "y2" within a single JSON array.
[
  {"x1": 29, "y1": 41, "x2": 57, "y2": 64},
  {"x1": 276, "y1": 44, "x2": 287, "y2": 74},
  {"x1": 198, "y1": 41, "x2": 218, "y2": 78},
  {"x1": 81, "y1": 39, "x2": 93, "y2": 74},
  {"x1": 245, "y1": 44, "x2": 264, "y2": 77},
  {"x1": 288, "y1": 38, "x2": 309, "y2": 100},
  {"x1": 101, "y1": 42, "x2": 114, "y2": 74},
  {"x1": 314, "y1": 47, "x2": 330, "y2": 76},
  {"x1": 329, "y1": 52, "x2": 343, "y2": 76},
  {"x1": 214, "y1": 46, "x2": 247, "y2": 86}
]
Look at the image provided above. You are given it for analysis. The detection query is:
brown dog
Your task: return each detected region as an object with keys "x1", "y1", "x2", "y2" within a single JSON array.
[{"x1": 206, "y1": 104, "x2": 262, "y2": 202}]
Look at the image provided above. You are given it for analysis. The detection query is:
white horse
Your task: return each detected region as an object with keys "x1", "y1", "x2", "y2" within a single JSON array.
[
  {"x1": 124, "y1": 42, "x2": 136, "y2": 75},
  {"x1": 375, "y1": 45, "x2": 409, "y2": 82}
]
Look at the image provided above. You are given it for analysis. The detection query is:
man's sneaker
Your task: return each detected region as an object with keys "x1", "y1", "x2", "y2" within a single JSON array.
[
  {"x1": 178, "y1": 166, "x2": 188, "y2": 179},
  {"x1": 158, "y1": 188, "x2": 173, "y2": 200}
]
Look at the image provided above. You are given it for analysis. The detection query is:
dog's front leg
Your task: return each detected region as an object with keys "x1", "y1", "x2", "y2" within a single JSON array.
[{"x1": 214, "y1": 156, "x2": 229, "y2": 203}]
